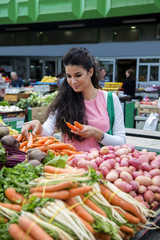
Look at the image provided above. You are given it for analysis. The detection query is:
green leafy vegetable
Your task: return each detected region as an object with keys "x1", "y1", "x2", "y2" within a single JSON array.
[
  {"x1": 0, "y1": 143, "x2": 6, "y2": 165},
  {"x1": 0, "y1": 161, "x2": 43, "y2": 202},
  {"x1": 22, "y1": 196, "x2": 54, "y2": 212},
  {"x1": 44, "y1": 152, "x2": 67, "y2": 168}
]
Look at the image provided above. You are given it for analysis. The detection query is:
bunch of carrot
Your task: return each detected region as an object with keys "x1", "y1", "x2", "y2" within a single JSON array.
[
  {"x1": 14, "y1": 133, "x2": 81, "y2": 161},
  {"x1": 65, "y1": 120, "x2": 84, "y2": 131},
  {"x1": 8, "y1": 216, "x2": 54, "y2": 240}
]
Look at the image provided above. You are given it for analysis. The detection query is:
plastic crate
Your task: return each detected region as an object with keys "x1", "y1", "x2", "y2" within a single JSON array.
[{"x1": 0, "y1": 111, "x2": 25, "y2": 131}]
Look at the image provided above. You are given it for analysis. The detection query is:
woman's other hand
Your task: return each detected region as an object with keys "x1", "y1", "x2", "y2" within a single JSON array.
[
  {"x1": 71, "y1": 125, "x2": 103, "y2": 141},
  {"x1": 21, "y1": 120, "x2": 43, "y2": 138}
]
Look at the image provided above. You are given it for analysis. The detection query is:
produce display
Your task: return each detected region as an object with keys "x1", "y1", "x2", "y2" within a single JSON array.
[
  {"x1": 0, "y1": 126, "x2": 159, "y2": 239},
  {"x1": 139, "y1": 96, "x2": 158, "y2": 105},
  {"x1": 69, "y1": 144, "x2": 160, "y2": 209},
  {"x1": 16, "y1": 91, "x2": 58, "y2": 110},
  {"x1": 41, "y1": 76, "x2": 58, "y2": 83}
]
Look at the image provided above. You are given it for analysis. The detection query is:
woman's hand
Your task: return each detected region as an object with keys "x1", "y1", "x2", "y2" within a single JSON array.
[
  {"x1": 71, "y1": 125, "x2": 103, "y2": 141},
  {"x1": 21, "y1": 120, "x2": 43, "y2": 138}
]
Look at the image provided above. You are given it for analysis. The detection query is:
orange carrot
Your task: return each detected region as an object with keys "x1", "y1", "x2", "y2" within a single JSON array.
[
  {"x1": 120, "y1": 225, "x2": 135, "y2": 236},
  {"x1": 17, "y1": 133, "x2": 23, "y2": 142},
  {"x1": 100, "y1": 185, "x2": 146, "y2": 224},
  {"x1": 27, "y1": 132, "x2": 33, "y2": 148},
  {"x1": 66, "y1": 197, "x2": 95, "y2": 223},
  {"x1": 21, "y1": 146, "x2": 27, "y2": 152},
  {"x1": 36, "y1": 137, "x2": 51, "y2": 144},
  {"x1": 81, "y1": 195, "x2": 107, "y2": 217},
  {"x1": 30, "y1": 181, "x2": 72, "y2": 193},
  {"x1": 74, "y1": 121, "x2": 84, "y2": 130},
  {"x1": 18, "y1": 216, "x2": 53, "y2": 240},
  {"x1": 8, "y1": 223, "x2": 34, "y2": 240},
  {"x1": 34, "y1": 146, "x2": 48, "y2": 152},
  {"x1": 78, "y1": 216, "x2": 95, "y2": 234},
  {"x1": 67, "y1": 154, "x2": 76, "y2": 161},
  {"x1": 44, "y1": 139, "x2": 57, "y2": 145},
  {"x1": 67, "y1": 186, "x2": 92, "y2": 199},
  {"x1": 116, "y1": 208, "x2": 140, "y2": 224},
  {"x1": 66, "y1": 122, "x2": 77, "y2": 131},
  {"x1": 44, "y1": 165, "x2": 74, "y2": 174},
  {"x1": 0, "y1": 203, "x2": 22, "y2": 211},
  {"x1": 5, "y1": 188, "x2": 26, "y2": 205},
  {"x1": 47, "y1": 143, "x2": 73, "y2": 150},
  {"x1": 29, "y1": 190, "x2": 69, "y2": 200},
  {"x1": 20, "y1": 141, "x2": 28, "y2": 149}
]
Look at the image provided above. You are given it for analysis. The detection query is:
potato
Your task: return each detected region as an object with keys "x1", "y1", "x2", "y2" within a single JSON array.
[{"x1": 0, "y1": 127, "x2": 10, "y2": 139}]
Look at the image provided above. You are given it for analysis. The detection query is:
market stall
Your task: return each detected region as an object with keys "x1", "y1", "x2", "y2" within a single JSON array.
[{"x1": 0, "y1": 124, "x2": 159, "y2": 240}]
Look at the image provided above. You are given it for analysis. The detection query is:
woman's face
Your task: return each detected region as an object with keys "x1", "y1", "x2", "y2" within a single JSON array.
[{"x1": 65, "y1": 65, "x2": 93, "y2": 93}]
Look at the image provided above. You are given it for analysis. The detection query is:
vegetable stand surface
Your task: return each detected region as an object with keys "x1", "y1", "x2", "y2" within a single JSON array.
[{"x1": 0, "y1": 131, "x2": 160, "y2": 240}]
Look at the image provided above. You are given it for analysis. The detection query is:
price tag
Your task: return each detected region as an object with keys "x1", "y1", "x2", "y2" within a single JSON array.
[{"x1": 33, "y1": 84, "x2": 50, "y2": 93}]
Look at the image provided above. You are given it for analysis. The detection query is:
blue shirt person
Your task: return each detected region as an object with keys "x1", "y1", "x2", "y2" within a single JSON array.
[
  {"x1": 98, "y1": 67, "x2": 110, "y2": 88},
  {"x1": 9, "y1": 72, "x2": 24, "y2": 87}
]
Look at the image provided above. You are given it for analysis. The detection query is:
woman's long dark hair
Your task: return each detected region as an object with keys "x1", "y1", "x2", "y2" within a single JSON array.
[{"x1": 47, "y1": 47, "x2": 100, "y2": 141}]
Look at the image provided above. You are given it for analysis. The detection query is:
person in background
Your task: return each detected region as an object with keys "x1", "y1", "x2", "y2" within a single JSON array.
[
  {"x1": 122, "y1": 69, "x2": 136, "y2": 99},
  {"x1": 0, "y1": 68, "x2": 6, "y2": 100},
  {"x1": 98, "y1": 67, "x2": 110, "y2": 88},
  {"x1": 9, "y1": 72, "x2": 24, "y2": 88},
  {"x1": 21, "y1": 47, "x2": 126, "y2": 151},
  {"x1": 56, "y1": 73, "x2": 65, "y2": 86}
]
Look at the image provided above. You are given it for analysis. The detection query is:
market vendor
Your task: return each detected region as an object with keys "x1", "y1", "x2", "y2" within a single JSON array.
[
  {"x1": 9, "y1": 72, "x2": 24, "y2": 88},
  {"x1": 21, "y1": 47, "x2": 126, "y2": 151}
]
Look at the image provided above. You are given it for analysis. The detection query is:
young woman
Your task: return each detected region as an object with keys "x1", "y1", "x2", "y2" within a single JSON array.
[{"x1": 21, "y1": 47, "x2": 126, "y2": 151}]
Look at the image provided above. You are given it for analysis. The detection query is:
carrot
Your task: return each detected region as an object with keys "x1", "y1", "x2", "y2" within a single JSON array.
[
  {"x1": 66, "y1": 197, "x2": 95, "y2": 223},
  {"x1": 17, "y1": 133, "x2": 23, "y2": 142},
  {"x1": 78, "y1": 216, "x2": 95, "y2": 234},
  {"x1": 29, "y1": 190, "x2": 69, "y2": 200},
  {"x1": 34, "y1": 146, "x2": 48, "y2": 152},
  {"x1": 67, "y1": 186, "x2": 92, "y2": 198},
  {"x1": 36, "y1": 137, "x2": 51, "y2": 144},
  {"x1": 27, "y1": 132, "x2": 33, "y2": 148},
  {"x1": 94, "y1": 232, "x2": 111, "y2": 240},
  {"x1": 100, "y1": 184, "x2": 146, "y2": 223},
  {"x1": 20, "y1": 141, "x2": 28, "y2": 149},
  {"x1": 67, "y1": 154, "x2": 76, "y2": 161},
  {"x1": 44, "y1": 165, "x2": 74, "y2": 174},
  {"x1": 66, "y1": 122, "x2": 77, "y2": 131},
  {"x1": 5, "y1": 188, "x2": 26, "y2": 205},
  {"x1": 116, "y1": 208, "x2": 140, "y2": 224},
  {"x1": 18, "y1": 216, "x2": 53, "y2": 240},
  {"x1": 120, "y1": 225, "x2": 135, "y2": 236},
  {"x1": 0, "y1": 203, "x2": 22, "y2": 211},
  {"x1": 44, "y1": 139, "x2": 58, "y2": 145},
  {"x1": 8, "y1": 223, "x2": 35, "y2": 240},
  {"x1": 30, "y1": 181, "x2": 72, "y2": 193},
  {"x1": 47, "y1": 143, "x2": 73, "y2": 150},
  {"x1": 74, "y1": 121, "x2": 84, "y2": 130},
  {"x1": 81, "y1": 194, "x2": 107, "y2": 217}
]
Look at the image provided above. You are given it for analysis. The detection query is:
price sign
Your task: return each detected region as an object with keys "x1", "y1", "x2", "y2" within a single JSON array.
[{"x1": 33, "y1": 84, "x2": 50, "y2": 93}]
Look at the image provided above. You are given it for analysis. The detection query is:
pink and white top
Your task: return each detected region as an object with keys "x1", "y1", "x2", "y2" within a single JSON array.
[
  {"x1": 63, "y1": 90, "x2": 110, "y2": 151},
  {"x1": 41, "y1": 90, "x2": 126, "y2": 151}
]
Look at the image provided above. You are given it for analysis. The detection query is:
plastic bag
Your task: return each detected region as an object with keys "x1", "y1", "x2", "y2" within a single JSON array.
[{"x1": 143, "y1": 113, "x2": 159, "y2": 131}]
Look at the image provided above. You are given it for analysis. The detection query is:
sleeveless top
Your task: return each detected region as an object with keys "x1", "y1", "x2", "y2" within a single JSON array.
[{"x1": 63, "y1": 90, "x2": 110, "y2": 151}]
